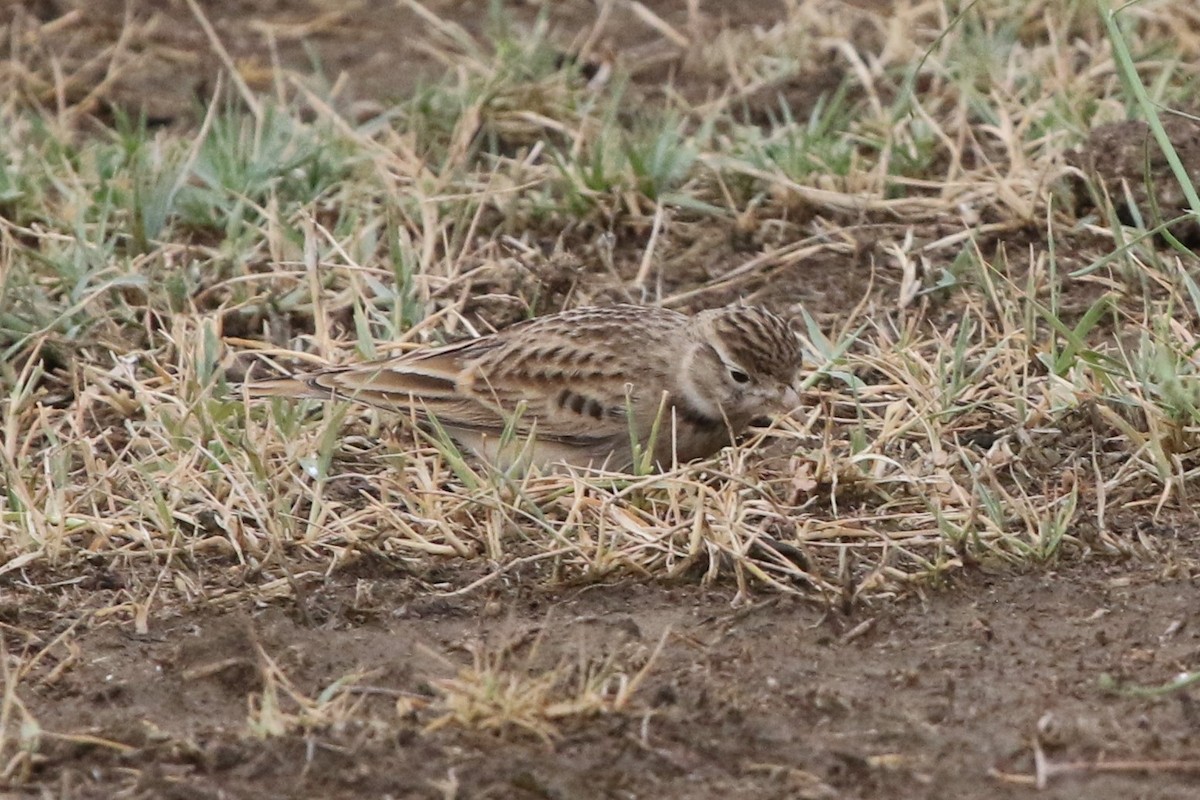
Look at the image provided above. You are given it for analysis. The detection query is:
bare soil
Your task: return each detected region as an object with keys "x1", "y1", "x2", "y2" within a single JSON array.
[
  {"x1": 4, "y1": 1, "x2": 1200, "y2": 798},
  {"x1": 9, "y1": 534, "x2": 1200, "y2": 799}
]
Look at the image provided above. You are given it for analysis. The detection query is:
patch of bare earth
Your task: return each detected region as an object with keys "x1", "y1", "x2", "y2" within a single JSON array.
[
  {"x1": 7, "y1": 532, "x2": 1199, "y2": 799},
  {"x1": 2, "y1": 0, "x2": 794, "y2": 123}
]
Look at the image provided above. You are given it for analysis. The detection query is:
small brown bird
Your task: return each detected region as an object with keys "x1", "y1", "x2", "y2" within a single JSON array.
[{"x1": 246, "y1": 304, "x2": 803, "y2": 471}]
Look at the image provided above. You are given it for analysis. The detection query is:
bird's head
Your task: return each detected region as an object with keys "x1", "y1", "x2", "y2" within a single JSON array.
[{"x1": 679, "y1": 305, "x2": 804, "y2": 426}]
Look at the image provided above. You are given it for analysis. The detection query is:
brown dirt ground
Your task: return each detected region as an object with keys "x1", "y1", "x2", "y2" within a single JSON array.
[
  {"x1": 4, "y1": 1, "x2": 1200, "y2": 798},
  {"x1": 8, "y1": 532, "x2": 1200, "y2": 799}
]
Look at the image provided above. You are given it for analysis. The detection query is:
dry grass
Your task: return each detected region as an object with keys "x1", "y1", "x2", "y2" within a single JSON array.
[
  {"x1": 2, "y1": 0, "x2": 1200, "y2": 753},
  {"x1": 420, "y1": 627, "x2": 667, "y2": 743}
]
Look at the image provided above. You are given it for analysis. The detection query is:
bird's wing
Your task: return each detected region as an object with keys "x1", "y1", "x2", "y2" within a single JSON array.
[
  {"x1": 247, "y1": 336, "x2": 636, "y2": 446},
  {"x1": 246, "y1": 306, "x2": 685, "y2": 446},
  {"x1": 448, "y1": 315, "x2": 683, "y2": 445}
]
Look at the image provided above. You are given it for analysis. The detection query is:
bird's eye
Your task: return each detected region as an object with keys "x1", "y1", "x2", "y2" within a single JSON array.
[{"x1": 729, "y1": 368, "x2": 751, "y2": 384}]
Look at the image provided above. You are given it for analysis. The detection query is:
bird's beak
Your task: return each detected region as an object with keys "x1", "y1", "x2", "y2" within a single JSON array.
[{"x1": 781, "y1": 385, "x2": 801, "y2": 412}]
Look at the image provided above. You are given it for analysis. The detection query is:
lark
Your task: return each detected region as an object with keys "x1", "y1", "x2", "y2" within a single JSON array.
[{"x1": 246, "y1": 304, "x2": 803, "y2": 471}]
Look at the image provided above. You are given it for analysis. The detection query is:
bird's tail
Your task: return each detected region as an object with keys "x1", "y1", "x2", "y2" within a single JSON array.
[{"x1": 241, "y1": 375, "x2": 335, "y2": 400}]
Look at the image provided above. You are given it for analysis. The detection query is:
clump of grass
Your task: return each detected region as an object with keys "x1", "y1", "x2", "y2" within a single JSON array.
[
  {"x1": 246, "y1": 645, "x2": 369, "y2": 739},
  {"x1": 421, "y1": 629, "x2": 666, "y2": 743}
]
